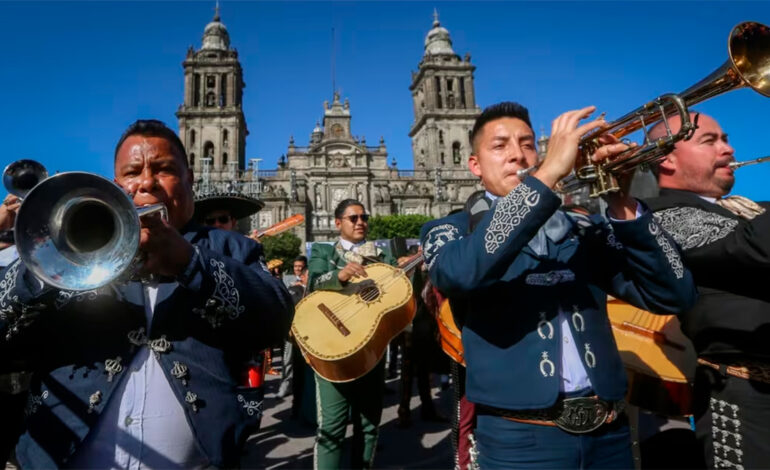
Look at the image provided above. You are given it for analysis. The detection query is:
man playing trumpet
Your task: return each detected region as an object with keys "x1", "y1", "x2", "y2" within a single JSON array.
[
  {"x1": 420, "y1": 102, "x2": 697, "y2": 468},
  {"x1": 645, "y1": 112, "x2": 770, "y2": 468},
  {"x1": 0, "y1": 119, "x2": 292, "y2": 468}
]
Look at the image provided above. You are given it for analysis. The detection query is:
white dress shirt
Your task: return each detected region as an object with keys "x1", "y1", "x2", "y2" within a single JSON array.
[{"x1": 70, "y1": 282, "x2": 208, "y2": 469}]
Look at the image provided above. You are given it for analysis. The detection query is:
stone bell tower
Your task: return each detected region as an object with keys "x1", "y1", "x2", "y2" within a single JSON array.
[
  {"x1": 409, "y1": 10, "x2": 480, "y2": 175},
  {"x1": 176, "y1": 4, "x2": 248, "y2": 181}
]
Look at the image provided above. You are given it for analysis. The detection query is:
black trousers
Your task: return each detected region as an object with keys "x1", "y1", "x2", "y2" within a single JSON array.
[{"x1": 693, "y1": 365, "x2": 770, "y2": 469}]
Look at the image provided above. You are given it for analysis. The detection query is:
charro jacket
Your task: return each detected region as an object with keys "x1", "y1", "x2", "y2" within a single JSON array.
[
  {"x1": 419, "y1": 176, "x2": 697, "y2": 410},
  {"x1": 0, "y1": 224, "x2": 293, "y2": 468},
  {"x1": 646, "y1": 188, "x2": 770, "y2": 360}
]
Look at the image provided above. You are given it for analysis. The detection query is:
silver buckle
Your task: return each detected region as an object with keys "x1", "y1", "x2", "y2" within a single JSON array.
[{"x1": 553, "y1": 397, "x2": 616, "y2": 434}]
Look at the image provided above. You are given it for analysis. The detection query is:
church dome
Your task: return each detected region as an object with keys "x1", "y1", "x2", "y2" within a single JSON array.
[
  {"x1": 201, "y1": 8, "x2": 230, "y2": 51},
  {"x1": 424, "y1": 10, "x2": 455, "y2": 56}
]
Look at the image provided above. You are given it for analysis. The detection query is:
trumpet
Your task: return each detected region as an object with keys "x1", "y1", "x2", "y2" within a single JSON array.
[
  {"x1": 5, "y1": 160, "x2": 166, "y2": 291},
  {"x1": 557, "y1": 21, "x2": 770, "y2": 197}
]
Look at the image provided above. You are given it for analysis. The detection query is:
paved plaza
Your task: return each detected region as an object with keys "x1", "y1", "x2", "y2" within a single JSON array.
[{"x1": 240, "y1": 356, "x2": 454, "y2": 469}]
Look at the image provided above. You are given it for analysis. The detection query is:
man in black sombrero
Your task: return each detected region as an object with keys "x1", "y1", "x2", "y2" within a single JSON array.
[{"x1": 194, "y1": 191, "x2": 264, "y2": 232}]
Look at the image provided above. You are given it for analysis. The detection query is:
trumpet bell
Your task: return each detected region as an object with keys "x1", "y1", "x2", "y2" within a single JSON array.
[
  {"x1": 3, "y1": 160, "x2": 48, "y2": 199},
  {"x1": 15, "y1": 172, "x2": 141, "y2": 291},
  {"x1": 728, "y1": 21, "x2": 770, "y2": 97}
]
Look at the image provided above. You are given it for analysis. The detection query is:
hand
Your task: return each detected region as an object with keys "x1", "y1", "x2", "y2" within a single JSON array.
[
  {"x1": 338, "y1": 262, "x2": 367, "y2": 283},
  {"x1": 591, "y1": 134, "x2": 639, "y2": 220},
  {"x1": 138, "y1": 213, "x2": 194, "y2": 277},
  {"x1": 533, "y1": 106, "x2": 606, "y2": 189},
  {"x1": 0, "y1": 195, "x2": 21, "y2": 231}
]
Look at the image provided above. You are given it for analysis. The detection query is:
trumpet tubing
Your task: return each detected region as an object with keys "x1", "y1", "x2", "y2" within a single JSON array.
[{"x1": 572, "y1": 21, "x2": 770, "y2": 197}]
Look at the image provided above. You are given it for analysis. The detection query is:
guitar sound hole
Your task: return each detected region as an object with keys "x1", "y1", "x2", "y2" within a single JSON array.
[{"x1": 358, "y1": 284, "x2": 381, "y2": 303}]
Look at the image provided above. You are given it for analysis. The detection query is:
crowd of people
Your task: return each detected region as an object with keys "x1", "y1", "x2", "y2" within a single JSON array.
[{"x1": 0, "y1": 99, "x2": 768, "y2": 470}]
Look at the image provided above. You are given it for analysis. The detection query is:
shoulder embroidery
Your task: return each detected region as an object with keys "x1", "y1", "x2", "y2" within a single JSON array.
[
  {"x1": 422, "y1": 224, "x2": 461, "y2": 270},
  {"x1": 210, "y1": 259, "x2": 245, "y2": 320},
  {"x1": 25, "y1": 390, "x2": 49, "y2": 416},
  {"x1": 55, "y1": 289, "x2": 99, "y2": 310},
  {"x1": 0, "y1": 260, "x2": 20, "y2": 313},
  {"x1": 649, "y1": 221, "x2": 685, "y2": 279},
  {"x1": 485, "y1": 184, "x2": 540, "y2": 254},
  {"x1": 653, "y1": 206, "x2": 739, "y2": 250}
]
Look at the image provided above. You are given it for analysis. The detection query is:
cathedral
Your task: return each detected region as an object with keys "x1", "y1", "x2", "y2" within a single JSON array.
[{"x1": 175, "y1": 8, "x2": 515, "y2": 243}]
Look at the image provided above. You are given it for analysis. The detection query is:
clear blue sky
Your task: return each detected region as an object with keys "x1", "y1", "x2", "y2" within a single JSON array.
[{"x1": 2, "y1": 1, "x2": 770, "y2": 199}]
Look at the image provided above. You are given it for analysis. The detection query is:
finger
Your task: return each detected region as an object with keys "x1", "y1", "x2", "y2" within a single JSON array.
[
  {"x1": 574, "y1": 117, "x2": 609, "y2": 137},
  {"x1": 591, "y1": 143, "x2": 633, "y2": 163},
  {"x1": 561, "y1": 106, "x2": 598, "y2": 133}
]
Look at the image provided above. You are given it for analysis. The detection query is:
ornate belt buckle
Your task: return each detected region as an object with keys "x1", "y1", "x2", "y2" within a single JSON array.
[{"x1": 553, "y1": 397, "x2": 609, "y2": 434}]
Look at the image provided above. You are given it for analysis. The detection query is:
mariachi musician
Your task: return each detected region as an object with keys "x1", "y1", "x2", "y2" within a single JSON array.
[
  {"x1": 420, "y1": 102, "x2": 697, "y2": 469},
  {"x1": 0, "y1": 120, "x2": 292, "y2": 468},
  {"x1": 307, "y1": 198, "x2": 396, "y2": 470},
  {"x1": 645, "y1": 112, "x2": 770, "y2": 468}
]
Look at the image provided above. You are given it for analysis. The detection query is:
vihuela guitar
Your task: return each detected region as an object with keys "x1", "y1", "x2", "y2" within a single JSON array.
[
  {"x1": 291, "y1": 253, "x2": 423, "y2": 382},
  {"x1": 608, "y1": 297, "x2": 696, "y2": 416},
  {"x1": 436, "y1": 299, "x2": 465, "y2": 366}
]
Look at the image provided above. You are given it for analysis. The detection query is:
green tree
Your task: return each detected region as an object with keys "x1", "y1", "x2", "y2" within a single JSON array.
[
  {"x1": 367, "y1": 214, "x2": 433, "y2": 240},
  {"x1": 260, "y1": 231, "x2": 302, "y2": 272}
]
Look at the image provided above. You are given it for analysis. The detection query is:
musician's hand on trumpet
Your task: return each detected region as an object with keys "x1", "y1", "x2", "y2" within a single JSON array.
[
  {"x1": 0, "y1": 194, "x2": 20, "y2": 231},
  {"x1": 138, "y1": 211, "x2": 194, "y2": 278}
]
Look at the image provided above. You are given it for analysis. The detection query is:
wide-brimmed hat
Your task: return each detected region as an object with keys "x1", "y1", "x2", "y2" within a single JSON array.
[{"x1": 193, "y1": 192, "x2": 265, "y2": 222}]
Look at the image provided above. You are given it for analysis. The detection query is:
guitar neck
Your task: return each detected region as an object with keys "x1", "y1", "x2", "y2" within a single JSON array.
[
  {"x1": 254, "y1": 214, "x2": 305, "y2": 239},
  {"x1": 397, "y1": 253, "x2": 424, "y2": 275}
]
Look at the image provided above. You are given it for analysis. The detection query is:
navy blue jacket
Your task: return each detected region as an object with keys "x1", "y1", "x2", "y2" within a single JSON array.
[
  {"x1": 420, "y1": 177, "x2": 697, "y2": 410},
  {"x1": 0, "y1": 224, "x2": 293, "y2": 468}
]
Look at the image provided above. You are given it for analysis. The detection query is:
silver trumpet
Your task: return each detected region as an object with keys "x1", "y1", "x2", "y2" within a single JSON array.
[{"x1": 4, "y1": 159, "x2": 166, "y2": 291}]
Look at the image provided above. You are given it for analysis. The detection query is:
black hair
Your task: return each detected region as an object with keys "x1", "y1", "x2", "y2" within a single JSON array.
[
  {"x1": 114, "y1": 119, "x2": 189, "y2": 168},
  {"x1": 294, "y1": 255, "x2": 308, "y2": 265},
  {"x1": 470, "y1": 102, "x2": 533, "y2": 153},
  {"x1": 334, "y1": 198, "x2": 365, "y2": 219}
]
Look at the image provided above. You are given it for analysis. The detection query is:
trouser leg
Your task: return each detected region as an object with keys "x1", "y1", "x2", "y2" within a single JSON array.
[
  {"x1": 314, "y1": 374, "x2": 350, "y2": 470},
  {"x1": 350, "y1": 361, "x2": 385, "y2": 469},
  {"x1": 278, "y1": 339, "x2": 293, "y2": 397},
  {"x1": 694, "y1": 365, "x2": 770, "y2": 469}
]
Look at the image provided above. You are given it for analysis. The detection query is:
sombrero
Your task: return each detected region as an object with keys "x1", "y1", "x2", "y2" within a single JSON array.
[{"x1": 193, "y1": 192, "x2": 265, "y2": 222}]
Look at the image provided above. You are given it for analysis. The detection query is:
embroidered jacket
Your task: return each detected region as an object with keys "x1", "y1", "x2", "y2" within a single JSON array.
[
  {"x1": 646, "y1": 188, "x2": 770, "y2": 359},
  {"x1": 420, "y1": 176, "x2": 697, "y2": 410},
  {"x1": 0, "y1": 224, "x2": 293, "y2": 468}
]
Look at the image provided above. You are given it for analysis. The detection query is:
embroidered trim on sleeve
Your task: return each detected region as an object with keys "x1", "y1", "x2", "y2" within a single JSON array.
[
  {"x1": 653, "y1": 206, "x2": 738, "y2": 250},
  {"x1": 649, "y1": 221, "x2": 685, "y2": 279},
  {"x1": 210, "y1": 259, "x2": 245, "y2": 320},
  {"x1": 485, "y1": 184, "x2": 540, "y2": 254},
  {"x1": 422, "y1": 224, "x2": 460, "y2": 270}
]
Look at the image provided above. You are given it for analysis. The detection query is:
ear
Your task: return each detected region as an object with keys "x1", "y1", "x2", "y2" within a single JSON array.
[
  {"x1": 468, "y1": 154, "x2": 482, "y2": 178},
  {"x1": 658, "y1": 152, "x2": 677, "y2": 172},
  {"x1": 334, "y1": 218, "x2": 342, "y2": 230}
]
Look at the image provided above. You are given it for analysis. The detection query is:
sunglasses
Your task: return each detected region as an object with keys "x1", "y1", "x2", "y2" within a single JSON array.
[
  {"x1": 205, "y1": 215, "x2": 232, "y2": 225},
  {"x1": 342, "y1": 214, "x2": 369, "y2": 224}
]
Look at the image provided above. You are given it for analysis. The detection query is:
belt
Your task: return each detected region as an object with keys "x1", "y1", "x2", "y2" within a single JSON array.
[
  {"x1": 477, "y1": 396, "x2": 624, "y2": 434},
  {"x1": 698, "y1": 357, "x2": 770, "y2": 385}
]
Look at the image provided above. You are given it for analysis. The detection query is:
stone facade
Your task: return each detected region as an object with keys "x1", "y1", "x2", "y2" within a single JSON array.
[{"x1": 178, "y1": 10, "x2": 501, "y2": 243}]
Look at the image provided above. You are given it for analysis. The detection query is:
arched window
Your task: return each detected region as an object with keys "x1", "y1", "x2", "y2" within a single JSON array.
[
  {"x1": 203, "y1": 141, "x2": 214, "y2": 160},
  {"x1": 222, "y1": 152, "x2": 228, "y2": 165},
  {"x1": 439, "y1": 130, "x2": 444, "y2": 144},
  {"x1": 453, "y1": 142, "x2": 462, "y2": 165},
  {"x1": 206, "y1": 92, "x2": 216, "y2": 107},
  {"x1": 190, "y1": 129, "x2": 196, "y2": 146},
  {"x1": 223, "y1": 129, "x2": 229, "y2": 148},
  {"x1": 220, "y1": 74, "x2": 228, "y2": 107},
  {"x1": 189, "y1": 152, "x2": 195, "y2": 167},
  {"x1": 441, "y1": 152, "x2": 445, "y2": 165}
]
